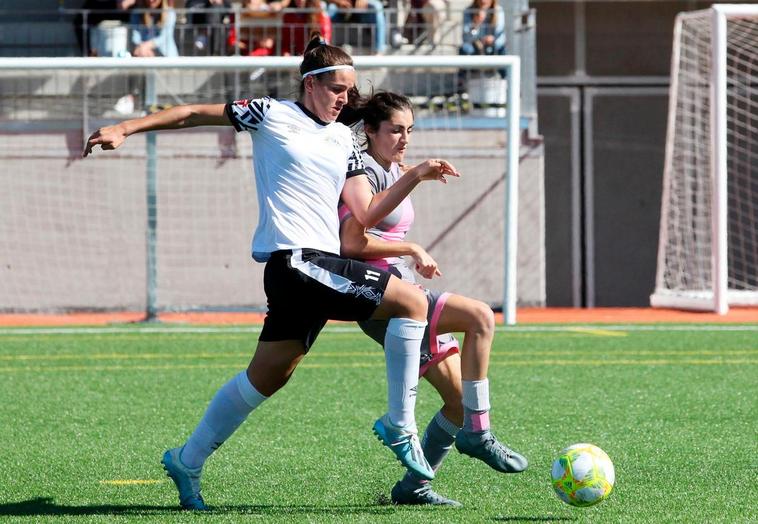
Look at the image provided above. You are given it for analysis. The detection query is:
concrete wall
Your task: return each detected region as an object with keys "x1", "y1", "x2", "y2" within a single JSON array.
[{"x1": 0, "y1": 126, "x2": 544, "y2": 312}]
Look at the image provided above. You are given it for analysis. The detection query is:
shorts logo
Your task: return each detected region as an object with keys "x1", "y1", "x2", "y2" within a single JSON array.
[
  {"x1": 348, "y1": 283, "x2": 383, "y2": 305},
  {"x1": 364, "y1": 270, "x2": 381, "y2": 282}
]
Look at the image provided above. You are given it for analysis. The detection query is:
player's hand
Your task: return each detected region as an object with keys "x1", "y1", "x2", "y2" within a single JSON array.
[
  {"x1": 411, "y1": 159, "x2": 460, "y2": 184},
  {"x1": 411, "y1": 245, "x2": 442, "y2": 279},
  {"x1": 82, "y1": 124, "x2": 127, "y2": 157}
]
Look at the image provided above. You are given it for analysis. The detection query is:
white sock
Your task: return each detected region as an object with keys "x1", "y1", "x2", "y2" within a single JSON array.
[
  {"x1": 180, "y1": 371, "x2": 267, "y2": 469},
  {"x1": 384, "y1": 317, "x2": 426, "y2": 430},
  {"x1": 462, "y1": 378, "x2": 492, "y2": 432},
  {"x1": 462, "y1": 378, "x2": 491, "y2": 411}
]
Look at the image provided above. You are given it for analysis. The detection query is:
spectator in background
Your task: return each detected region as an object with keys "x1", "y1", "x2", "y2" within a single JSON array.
[
  {"x1": 401, "y1": 0, "x2": 446, "y2": 45},
  {"x1": 326, "y1": 0, "x2": 386, "y2": 54},
  {"x1": 185, "y1": 0, "x2": 231, "y2": 55},
  {"x1": 459, "y1": 0, "x2": 505, "y2": 58},
  {"x1": 281, "y1": 0, "x2": 331, "y2": 55},
  {"x1": 267, "y1": 0, "x2": 292, "y2": 10},
  {"x1": 74, "y1": 0, "x2": 136, "y2": 56},
  {"x1": 130, "y1": 0, "x2": 179, "y2": 57},
  {"x1": 227, "y1": 0, "x2": 278, "y2": 56}
]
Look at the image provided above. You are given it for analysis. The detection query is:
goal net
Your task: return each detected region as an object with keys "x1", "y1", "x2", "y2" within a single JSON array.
[
  {"x1": 651, "y1": 5, "x2": 758, "y2": 313},
  {"x1": 0, "y1": 56, "x2": 542, "y2": 324}
]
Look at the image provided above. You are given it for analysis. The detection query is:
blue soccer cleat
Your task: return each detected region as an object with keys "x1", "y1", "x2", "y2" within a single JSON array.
[
  {"x1": 455, "y1": 430, "x2": 528, "y2": 473},
  {"x1": 372, "y1": 414, "x2": 435, "y2": 481},
  {"x1": 161, "y1": 447, "x2": 209, "y2": 511}
]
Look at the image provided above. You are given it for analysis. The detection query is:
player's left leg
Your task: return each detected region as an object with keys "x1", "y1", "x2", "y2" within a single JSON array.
[
  {"x1": 435, "y1": 294, "x2": 528, "y2": 473},
  {"x1": 392, "y1": 352, "x2": 463, "y2": 506},
  {"x1": 163, "y1": 339, "x2": 307, "y2": 510}
]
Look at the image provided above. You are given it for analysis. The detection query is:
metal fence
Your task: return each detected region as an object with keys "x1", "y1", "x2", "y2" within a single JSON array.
[{"x1": 0, "y1": 56, "x2": 538, "y2": 323}]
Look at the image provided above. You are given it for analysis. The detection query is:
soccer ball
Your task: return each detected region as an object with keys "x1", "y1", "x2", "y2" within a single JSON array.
[{"x1": 551, "y1": 443, "x2": 615, "y2": 507}]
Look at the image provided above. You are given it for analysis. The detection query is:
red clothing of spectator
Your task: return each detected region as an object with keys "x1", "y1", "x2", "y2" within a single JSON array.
[{"x1": 280, "y1": 3, "x2": 331, "y2": 55}]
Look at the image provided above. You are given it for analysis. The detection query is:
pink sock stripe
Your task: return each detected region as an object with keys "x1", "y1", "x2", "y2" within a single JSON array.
[
  {"x1": 470, "y1": 411, "x2": 490, "y2": 432},
  {"x1": 428, "y1": 292, "x2": 451, "y2": 354}
]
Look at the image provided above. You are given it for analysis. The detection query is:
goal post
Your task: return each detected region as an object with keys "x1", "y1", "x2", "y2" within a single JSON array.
[
  {"x1": 651, "y1": 5, "x2": 758, "y2": 313},
  {"x1": 0, "y1": 55, "x2": 538, "y2": 325}
]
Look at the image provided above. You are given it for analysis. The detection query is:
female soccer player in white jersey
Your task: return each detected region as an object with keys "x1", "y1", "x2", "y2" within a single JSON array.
[
  {"x1": 82, "y1": 36, "x2": 460, "y2": 510},
  {"x1": 338, "y1": 91, "x2": 528, "y2": 507}
]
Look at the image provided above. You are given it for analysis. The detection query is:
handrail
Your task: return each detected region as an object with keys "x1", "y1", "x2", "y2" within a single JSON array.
[{"x1": 0, "y1": 54, "x2": 519, "y2": 70}]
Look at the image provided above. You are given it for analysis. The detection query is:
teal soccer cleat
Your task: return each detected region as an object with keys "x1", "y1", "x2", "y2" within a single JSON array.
[
  {"x1": 161, "y1": 447, "x2": 209, "y2": 511},
  {"x1": 455, "y1": 430, "x2": 528, "y2": 473},
  {"x1": 372, "y1": 414, "x2": 435, "y2": 481},
  {"x1": 391, "y1": 481, "x2": 462, "y2": 507}
]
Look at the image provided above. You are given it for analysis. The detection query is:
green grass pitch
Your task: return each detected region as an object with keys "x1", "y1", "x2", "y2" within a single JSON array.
[{"x1": 0, "y1": 324, "x2": 756, "y2": 523}]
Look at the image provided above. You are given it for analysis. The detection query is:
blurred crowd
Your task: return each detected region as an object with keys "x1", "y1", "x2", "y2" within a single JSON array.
[{"x1": 75, "y1": 0, "x2": 507, "y2": 59}]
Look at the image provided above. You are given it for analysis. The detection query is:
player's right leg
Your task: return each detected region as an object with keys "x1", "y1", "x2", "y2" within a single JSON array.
[
  {"x1": 272, "y1": 249, "x2": 433, "y2": 480},
  {"x1": 369, "y1": 275, "x2": 434, "y2": 479}
]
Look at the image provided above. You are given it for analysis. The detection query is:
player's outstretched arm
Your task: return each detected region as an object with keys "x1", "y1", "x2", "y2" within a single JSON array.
[
  {"x1": 342, "y1": 159, "x2": 459, "y2": 228},
  {"x1": 339, "y1": 216, "x2": 442, "y2": 279},
  {"x1": 82, "y1": 103, "x2": 230, "y2": 157}
]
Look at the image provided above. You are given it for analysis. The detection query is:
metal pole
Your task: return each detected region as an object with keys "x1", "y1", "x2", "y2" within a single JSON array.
[
  {"x1": 710, "y1": 6, "x2": 729, "y2": 315},
  {"x1": 145, "y1": 71, "x2": 159, "y2": 322},
  {"x1": 504, "y1": 59, "x2": 521, "y2": 325}
]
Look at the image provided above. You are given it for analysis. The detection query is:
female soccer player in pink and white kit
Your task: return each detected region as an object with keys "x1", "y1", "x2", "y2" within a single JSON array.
[
  {"x1": 83, "y1": 37, "x2": 460, "y2": 510},
  {"x1": 339, "y1": 91, "x2": 528, "y2": 506}
]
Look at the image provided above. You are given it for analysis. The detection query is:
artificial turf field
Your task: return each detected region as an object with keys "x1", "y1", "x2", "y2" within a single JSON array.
[{"x1": 0, "y1": 324, "x2": 756, "y2": 523}]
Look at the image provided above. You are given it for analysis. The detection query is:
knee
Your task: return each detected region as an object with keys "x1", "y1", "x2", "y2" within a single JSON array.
[
  {"x1": 391, "y1": 285, "x2": 427, "y2": 321},
  {"x1": 459, "y1": 43, "x2": 475, "y2": 55},
  {"x1": 381, "y1": 279, "x2": 428, "y2": 321},
  {"x1": 469, "y1": 301, "x2": 495, "y2": 338},
  {"x1": 405, "y1": 287, "x2": 428, "y2": 321}
]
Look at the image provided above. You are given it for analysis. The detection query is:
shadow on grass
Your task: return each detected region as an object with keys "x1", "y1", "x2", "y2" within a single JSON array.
[{"x1": 0, "y1": 497, "x2": 395, "y2": 517}]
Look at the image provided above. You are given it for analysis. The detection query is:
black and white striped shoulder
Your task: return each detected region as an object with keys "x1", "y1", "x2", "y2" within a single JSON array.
[{"x1": 225, "y1": 96, "x2": 272, "y2": 132}]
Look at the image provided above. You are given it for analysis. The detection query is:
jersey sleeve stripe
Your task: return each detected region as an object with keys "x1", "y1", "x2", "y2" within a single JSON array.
[
  {"x1": 226, "y1": 97, "x2": 271, "y2": 132},
  {"x1": 225, "y1": 103, "x2": 244, "y2": 132}
]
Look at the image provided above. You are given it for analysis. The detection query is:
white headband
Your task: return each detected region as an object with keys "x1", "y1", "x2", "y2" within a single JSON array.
[{"x1": 301, "y1": 64, "x2": 355, "y2": 79}]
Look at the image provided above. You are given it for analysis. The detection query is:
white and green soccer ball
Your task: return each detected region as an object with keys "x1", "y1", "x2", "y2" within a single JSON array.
[{"x1": 551, "y1": 443, "x2": 615, "y2": 507}]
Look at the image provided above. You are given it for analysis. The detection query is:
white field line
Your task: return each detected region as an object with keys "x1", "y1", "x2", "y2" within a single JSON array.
[
  {"x1": 1, "y1": 324, "x2": 758, "y2": 336},
  {"x1": 1, "y1": 348, "x2": 756, "y2": 363}
]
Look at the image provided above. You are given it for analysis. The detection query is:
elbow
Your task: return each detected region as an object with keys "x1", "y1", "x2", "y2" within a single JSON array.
[
  {"x1": 349, "y1": 210, "x2": 378, "y2": 229},
  {"x1": 340, "y1": 240, "x2": 361, "y2": 259},
  {"x1": 340, "y1": 235, "x2": 367, "y2": 259}
]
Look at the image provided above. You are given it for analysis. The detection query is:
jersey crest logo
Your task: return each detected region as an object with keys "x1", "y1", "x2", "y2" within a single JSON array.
[{"x1": 364, "y1": 269, "x2": 381, "y2": 282}]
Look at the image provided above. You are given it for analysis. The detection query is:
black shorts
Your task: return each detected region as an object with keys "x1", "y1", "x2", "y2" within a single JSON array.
[{"x1": 260, "y1": 248, "x2": 392, "y2": 350}]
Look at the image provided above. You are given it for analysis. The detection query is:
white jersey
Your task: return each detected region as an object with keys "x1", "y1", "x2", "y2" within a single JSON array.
[{"x1": 226, "y1": 97, "x2": 365, "y2": 261}]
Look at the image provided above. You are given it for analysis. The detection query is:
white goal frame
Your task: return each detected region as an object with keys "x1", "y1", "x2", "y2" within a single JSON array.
[
  {"x1": 651, "y1": 5, "x2": 758, "y2": 314},
  {"x1": 0, "y1": 55, "x2": 522, "y2": 324}
]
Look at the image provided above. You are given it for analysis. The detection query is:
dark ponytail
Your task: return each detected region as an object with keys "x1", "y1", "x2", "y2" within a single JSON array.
[{"x1": 336, "y1": 86, "x2": 366, "y2": 126}]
